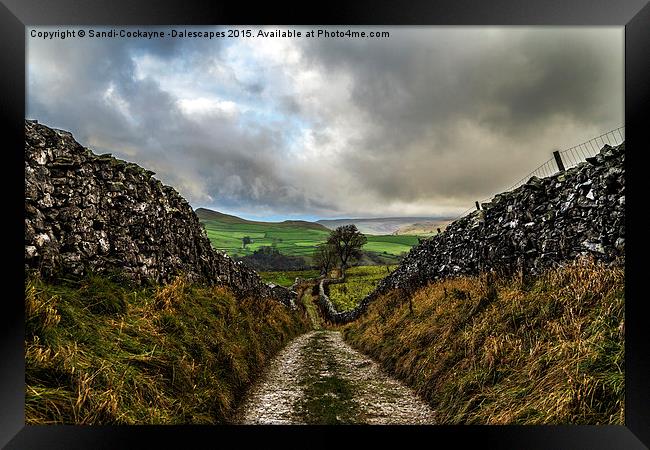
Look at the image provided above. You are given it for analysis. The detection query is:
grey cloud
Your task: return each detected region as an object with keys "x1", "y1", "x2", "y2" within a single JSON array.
[
  {"x1": 298, "y1": 28, "x2": 623, "y2": 207},
  {"x1": 279, "y1": 95, "x2": 302, "y2": 115},
  {"x1": 27, "y1": 27, "x2": 623, "y2": 219},
  {"x1": 27, "y1": 29, "x2": 313, "y2": 216},
  {"x1": 242, "y1": 81, "x2": 265, "y2": 95}
]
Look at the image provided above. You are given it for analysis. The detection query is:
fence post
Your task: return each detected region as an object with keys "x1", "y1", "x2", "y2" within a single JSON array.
[
  {"x1": 553, "y1": 150, "x2": 565, "y2": 172},
  {"x1": 475, "y1": 201, "x2": 481, "y2": 211}
]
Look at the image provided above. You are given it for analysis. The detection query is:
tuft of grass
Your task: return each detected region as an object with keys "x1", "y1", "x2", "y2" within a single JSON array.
[
  {"x1": 25, "y1": 273, "x2": 311, "y2": 424},
  {"x1": 342, "y1": 257, "x2": 624, "y2": 424}
]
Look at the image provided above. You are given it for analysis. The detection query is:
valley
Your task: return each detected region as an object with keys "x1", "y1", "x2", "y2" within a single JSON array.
[{"x1": 196, "y1": 207, "x2": 422, "y2": 267}]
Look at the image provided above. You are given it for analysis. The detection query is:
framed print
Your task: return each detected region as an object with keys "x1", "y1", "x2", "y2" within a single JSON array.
[{"x1": 3, "y1": 0, "x2": 649, "y2": 448}]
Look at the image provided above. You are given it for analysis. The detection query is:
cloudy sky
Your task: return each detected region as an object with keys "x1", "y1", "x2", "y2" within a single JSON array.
[{"x1": 27, "y1": 26, "x2": 623, "y2": 220}]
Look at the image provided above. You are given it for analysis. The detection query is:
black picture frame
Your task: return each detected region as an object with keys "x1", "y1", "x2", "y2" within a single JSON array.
[{"x1": 2, "y1": 0, "x2": 648, "y2": 448}]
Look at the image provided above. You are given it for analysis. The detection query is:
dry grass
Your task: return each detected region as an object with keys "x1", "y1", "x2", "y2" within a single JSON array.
[
  {"x1": 25, "y1": 273, "x2": 311, "y2": 424},
  {"x1": 342, "y1": 257, "x2": 624, "y2": 424}
]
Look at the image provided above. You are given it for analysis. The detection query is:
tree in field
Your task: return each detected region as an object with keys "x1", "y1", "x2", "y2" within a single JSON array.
[
  {"x1": 313, "y1": 242, "x2": 337, "y2": 276},
  {"x1": 242, "y1": 236, "x2": 252, "y2": 248},
  {"x1": 327, "y1": 225, "x2": 367, "y2": 277}
]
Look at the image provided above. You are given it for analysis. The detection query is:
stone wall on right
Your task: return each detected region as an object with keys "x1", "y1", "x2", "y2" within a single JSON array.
[
  {"x1": 372, "y1": 141, "x2": 625, "y2": 299},
  {"x1": 319, "y1": 142, "x2": 625, "y2": 325}
]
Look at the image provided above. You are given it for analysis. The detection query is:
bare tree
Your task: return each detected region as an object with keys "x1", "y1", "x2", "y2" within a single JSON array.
[
  {"x1": 313, "y1": 242, "x2": 337, "y2": 276},
  {"x1": 327, "y1": 225, "x2": 367, "y2": 277}
]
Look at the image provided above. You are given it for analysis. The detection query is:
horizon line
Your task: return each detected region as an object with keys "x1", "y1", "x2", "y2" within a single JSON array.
[{"x1": 194, "y1": 206, "x2": 456, "y2": 223}]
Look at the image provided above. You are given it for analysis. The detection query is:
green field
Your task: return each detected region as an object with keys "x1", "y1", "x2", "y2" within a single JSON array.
[
  {"x1": 328, "y1": 265, "x2": 398, "y2": 312},
  {"x1": 361, "y1": 235, "x2": 419, "y2": 256},
  {"x1": 205, "y1": 224, "x2": 328, "y2": 259},
  {"x1": 197, "y1": 208, "x2": 421, "y2": 264},
  {"x1": 259, "y1": 269, "x2": 321, "y2": 288}
]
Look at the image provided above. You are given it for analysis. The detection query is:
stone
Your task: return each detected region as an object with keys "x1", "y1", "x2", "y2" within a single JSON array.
[{"x1": 615, "y1": 237, "x2": 625, "y2": 251}]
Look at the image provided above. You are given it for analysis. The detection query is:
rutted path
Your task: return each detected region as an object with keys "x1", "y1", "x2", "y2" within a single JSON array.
[{"x1": 235, "y1": 287, "x2": 436, "y2": 424}]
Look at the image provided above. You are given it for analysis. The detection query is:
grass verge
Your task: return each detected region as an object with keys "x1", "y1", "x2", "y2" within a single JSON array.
[
  {"x1": 25, "y1": 272, "x2": 311, "y2": 424},
  {"x1": 342, "y1": 258, "x2": 624, "y2": 424},
  {"x1": 297, "y1": 332, "x2": 358, "y2": 424}
]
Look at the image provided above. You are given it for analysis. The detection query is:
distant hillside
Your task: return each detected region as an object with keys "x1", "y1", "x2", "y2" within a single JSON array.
[
  {"x1": 395, "y1": 220, "x2": 453, "y2": 236},
  {"x1": 317, "y1": 217, "x2": 453, "y2": 235},
  {"x1": 196, "y1": 207, "x2": 331, "y2": 262},
  {"x1": 196, "y1": 208, "x2": 330, "y2": 231},
  {"x1": 196, "y1": 208, "x2": 421, "y2": 267}
]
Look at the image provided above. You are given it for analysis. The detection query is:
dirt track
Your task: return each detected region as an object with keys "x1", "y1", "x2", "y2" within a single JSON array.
[{"x1": 235, "y1": 329, "x2": 436, "y2": 425}]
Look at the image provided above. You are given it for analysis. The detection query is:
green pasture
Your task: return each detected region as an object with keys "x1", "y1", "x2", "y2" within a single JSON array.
[
  {"x1": 328, "y1": 265, "x2": 398, "y2": 311},
  {"x1": 199, "y1": 217, "x2": 421, "y2": 261},
  {"x1": 202, "y1": 218, "x2": 330, "y2": 258},
  {"x1": 259, "y1": 269, "x2": 322, "y2": 288}
]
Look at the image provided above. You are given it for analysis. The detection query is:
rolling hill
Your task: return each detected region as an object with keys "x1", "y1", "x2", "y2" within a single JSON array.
[
  {"x1": 394, "y1": 219, "x2": 453, "y2": 236},
  {"x1": 317, "y1": 216, "x2": 453, "y2": 235},
  {"x1": 195, "y1": 208, "x2": 422, "y2": 265},
  {"x1": 195, "y1": 208, "x2": 330, "y2": 231}
]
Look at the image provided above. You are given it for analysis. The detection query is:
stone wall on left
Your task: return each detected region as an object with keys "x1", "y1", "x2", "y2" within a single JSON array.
[{"x1": 24, "y1": 120, "x2": 295, "y2": 307}]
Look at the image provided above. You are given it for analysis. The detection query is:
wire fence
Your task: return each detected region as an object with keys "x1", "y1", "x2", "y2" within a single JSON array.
[
  {"x1": 451, "y1": 126, "x2": 625, "y2": 221},
  {"x1": 556, "y1": 126, "x2": 625, "y2": 169}
]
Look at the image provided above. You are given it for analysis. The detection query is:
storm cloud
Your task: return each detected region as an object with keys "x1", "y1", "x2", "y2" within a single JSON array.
[{"x1": 27, "y1": 26, "x2": 623, "y2": 219}]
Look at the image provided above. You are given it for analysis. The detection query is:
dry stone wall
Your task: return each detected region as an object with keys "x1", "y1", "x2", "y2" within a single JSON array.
[
  {"x1": 318, "y1": 141, "x2": 625, "y2": 324},
  {"x1": 24, "y1": 120, "x2": 295, "y2": 307},
  {"x1": 314, "y1": 277, "x2": 361, "y2": 324}
]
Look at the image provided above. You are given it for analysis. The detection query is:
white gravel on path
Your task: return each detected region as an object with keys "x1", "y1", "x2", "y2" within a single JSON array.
[{"x1": 235, "y1": 330, "x2": 436, "y2": 425}]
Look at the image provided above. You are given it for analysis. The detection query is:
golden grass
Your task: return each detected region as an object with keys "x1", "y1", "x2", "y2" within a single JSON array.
[
  {"x1": 25, "y1": 273, "x2": 311, "y2": 424},
  {"x1": 342, "y1": 257, "x2": 624, "y2": 424}
]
